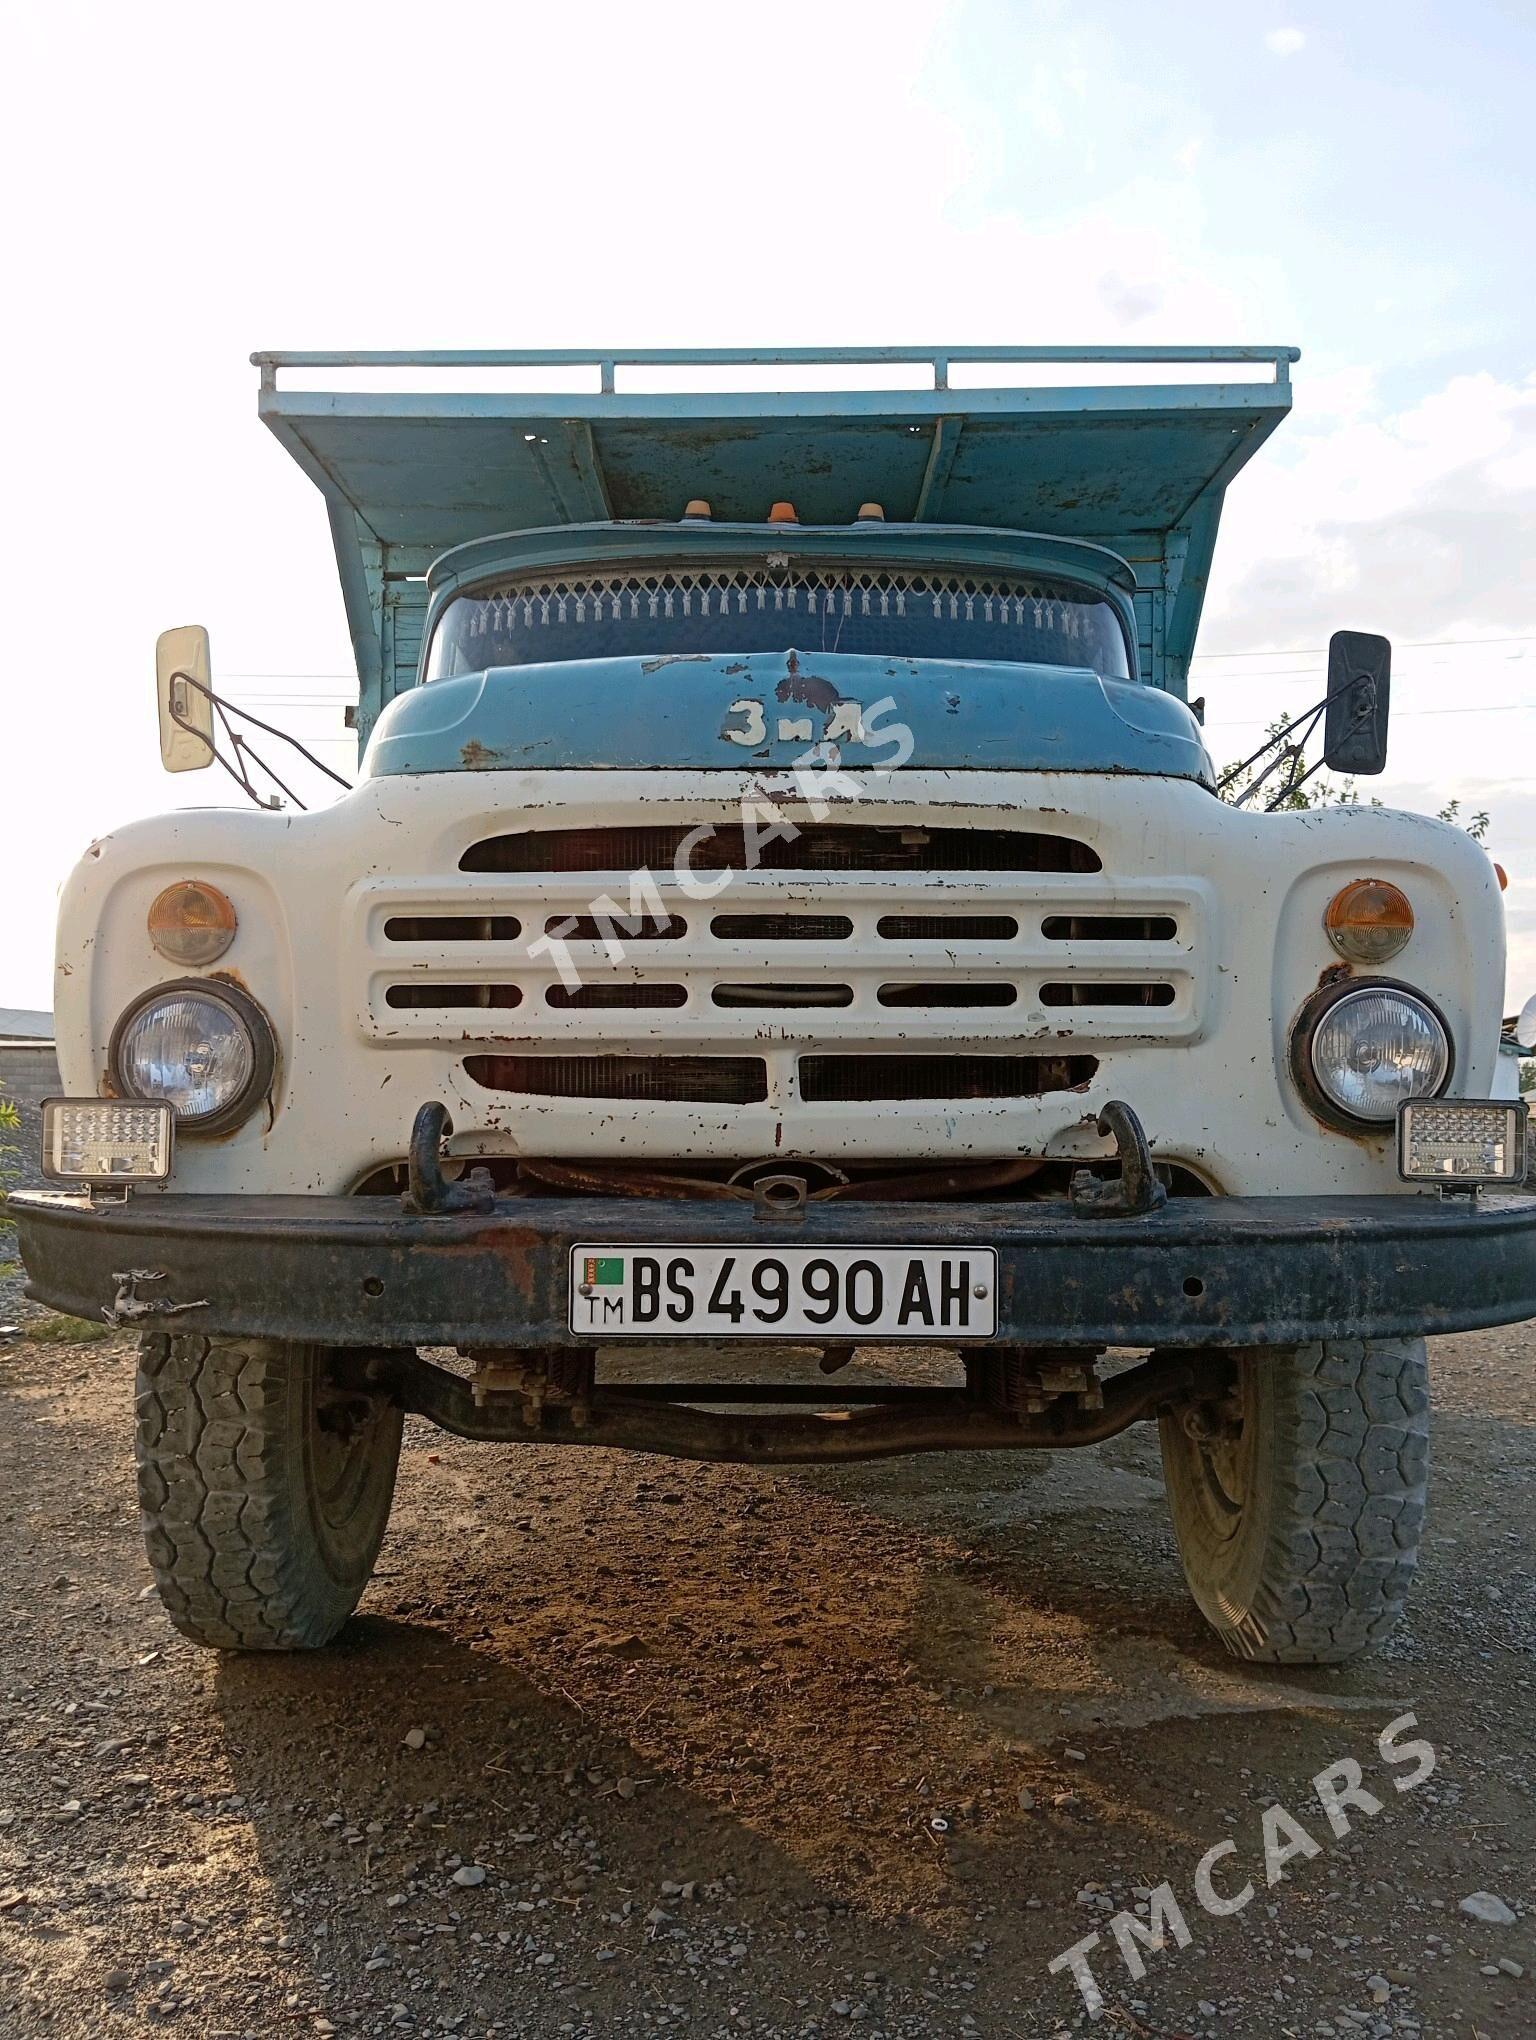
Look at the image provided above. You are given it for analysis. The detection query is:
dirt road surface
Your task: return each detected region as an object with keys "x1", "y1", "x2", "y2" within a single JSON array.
[{"x1": 1, "y1": 1305, "x2": 1532, "y2": 2039}]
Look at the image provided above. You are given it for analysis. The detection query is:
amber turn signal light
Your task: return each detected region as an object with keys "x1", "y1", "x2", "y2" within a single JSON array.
[
  {"x1": 1323, "y1": 878, "x2": 1413, "y2": 965},
  {"x1": 148, "y1": 879, "x2": 237, "y2": 966}
]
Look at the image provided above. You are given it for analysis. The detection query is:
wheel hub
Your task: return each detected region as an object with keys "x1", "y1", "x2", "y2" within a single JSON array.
[
  {"x1": 311, "y1": 1390, "x2": 389, "y2": 1529},
  {"x1": 1181, "y1": 1380, "x2": 1249, "y2": 1522}
]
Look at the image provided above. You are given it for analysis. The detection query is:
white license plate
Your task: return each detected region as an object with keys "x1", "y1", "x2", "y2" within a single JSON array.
[{"x1": 569, "y1": 1245, "x2": 998, "y2": 1339}]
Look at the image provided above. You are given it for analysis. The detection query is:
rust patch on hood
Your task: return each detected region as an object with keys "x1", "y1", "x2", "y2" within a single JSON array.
[{"x1": 775, "y1": 669, "x2": 840, "y2": 711}]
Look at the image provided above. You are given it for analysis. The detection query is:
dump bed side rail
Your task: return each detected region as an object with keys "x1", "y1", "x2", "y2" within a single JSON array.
[{"x1": 253, "y1": 343, "x2": 1298, "y2": 389}]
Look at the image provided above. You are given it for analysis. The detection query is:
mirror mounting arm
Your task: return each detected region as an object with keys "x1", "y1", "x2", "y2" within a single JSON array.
[
  {"x1": 1263, "y1": 749, "x2": 1328, "y2": 814},
  {"x1": 1216, "y1": 631, "x2": 1393, "y2": 812},
  {"x1": 1217, "y1": 696, "x2": 1328, "y2": 807},
  {"x1": 167, "y1": 671, "x2": 353, "y2": 813}
]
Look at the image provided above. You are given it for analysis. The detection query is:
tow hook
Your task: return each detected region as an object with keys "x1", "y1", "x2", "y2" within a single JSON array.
[
  {"x1": 1069, "y1": 1101, "x2": 1168, "y2": 1219},
  {"x1": 401, "y1": 1102, "x2": 496, "y2": 1216}
]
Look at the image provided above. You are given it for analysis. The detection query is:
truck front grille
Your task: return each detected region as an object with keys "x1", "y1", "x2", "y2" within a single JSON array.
[
  {"x1": 461, "y1": 1051, "x2": 1097, "y2": 1105},
  {"x1": 465, "y1": 1055, "x2": 769, "y2": 1104},
  {"x1": 799, "y1": 1053, "x2": 1096, "y2": 1102},
  {"x1": 358, "y1": 811, "x2": 1205, "y2": 1123},
  {"x1": 461, "y1": 822, "x2": 1101, "y2": 875}
]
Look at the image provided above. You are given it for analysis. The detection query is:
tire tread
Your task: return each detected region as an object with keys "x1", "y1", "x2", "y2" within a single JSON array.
[
  {"x1": 1163, "y1": 1337, "x2": 1429, "y2": 1665},
  {"x1": 134, "y1": 1334, "x2": 398, "y2": 1652}
]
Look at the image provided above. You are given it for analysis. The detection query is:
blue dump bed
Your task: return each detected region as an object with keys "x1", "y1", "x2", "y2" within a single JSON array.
[{"x1": 254, "y1": 345, "x2": 1296, "y2": 731}]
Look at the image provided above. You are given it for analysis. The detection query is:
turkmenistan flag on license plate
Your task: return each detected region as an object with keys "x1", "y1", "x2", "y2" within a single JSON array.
[{"x1": 582, "y1": 1256, "x2": 625, "y2": 1286}]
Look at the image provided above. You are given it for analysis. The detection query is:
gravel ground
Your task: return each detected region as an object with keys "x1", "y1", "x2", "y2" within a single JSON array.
[
  {"x1": 0, "y1": 1226, "x2": 48, "y2": 1335},
  {"x1": 3, "y1": 1055, "x2": 53, "y2": 1331},
  {"x1": 2, "y1": 1043, "x2": 59, "y2": 1327},
  {"x1": 1, "y1": 1308, "x2": 1533, "y2": 2038},
  {"x1": 0, "y1": 1242, "x2": 45, "y2": 1335}
]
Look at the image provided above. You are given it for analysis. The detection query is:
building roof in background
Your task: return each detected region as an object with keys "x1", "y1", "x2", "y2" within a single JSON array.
[{"x1": 0, "y1": 1007, "x2": 54, "y2": 1043}]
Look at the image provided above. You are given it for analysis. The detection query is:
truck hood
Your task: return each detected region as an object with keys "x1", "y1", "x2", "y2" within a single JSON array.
[{"x1": 361, "y1": 650, "x2": 1213, "y2": 782}]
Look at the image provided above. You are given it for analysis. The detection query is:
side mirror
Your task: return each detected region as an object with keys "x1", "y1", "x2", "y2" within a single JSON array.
[
  {"x1": 156, "y1": 625, "x2": 215, "y2": 773},
  {"x1": 1323, "y1": 630, "x2": 1391, "y2": 776}
]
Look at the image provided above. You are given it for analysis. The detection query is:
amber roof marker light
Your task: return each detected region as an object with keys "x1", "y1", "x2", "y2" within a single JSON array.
[
  {"x1": 148, "y1": 879, "x2": 238, "y2": 967},
  {"x1": 1323, "y1": 878, "x2": 1414, "y2": 965}
]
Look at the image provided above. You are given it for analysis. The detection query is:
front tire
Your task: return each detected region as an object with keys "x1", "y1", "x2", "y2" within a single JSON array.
[
  {"x1": 1159, "y1": 1337, "x2": 1428, "y2": 1664},
  {"x1": 135, "y1": 1335, "x2": 402, "y2": 1651}
]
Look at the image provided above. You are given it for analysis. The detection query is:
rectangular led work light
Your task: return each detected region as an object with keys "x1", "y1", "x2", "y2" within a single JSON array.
[
  {"x1": 40, "y1": 1098, "x2": 174, "y2": 1185},
  {"x1": 1397, "y1": 1098, "x2": 1527, "y2": 1187}
]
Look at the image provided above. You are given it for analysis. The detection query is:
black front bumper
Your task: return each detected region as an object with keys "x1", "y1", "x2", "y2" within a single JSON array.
[{"x1": 12, "y1": 1184, "x2": 1536, "y2": 1349}]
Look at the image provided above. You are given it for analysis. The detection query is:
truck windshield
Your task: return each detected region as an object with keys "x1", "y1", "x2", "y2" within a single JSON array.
[{"x1": 425, "y1": 562, "x2": 1131, "y2": 680}]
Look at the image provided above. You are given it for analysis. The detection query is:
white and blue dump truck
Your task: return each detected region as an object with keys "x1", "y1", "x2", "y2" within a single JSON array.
[{"x1": 13, "y1": 346, "x2": 1536, "y2": 1664}]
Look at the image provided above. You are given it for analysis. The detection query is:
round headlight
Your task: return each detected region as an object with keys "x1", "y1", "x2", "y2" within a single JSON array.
[
  {"x1": 1293, "y1": 980, "x2": 1452, "y2": 1129},
  {"x1": 111, "y1": 980, "x2": 274, "y2": 1133}
]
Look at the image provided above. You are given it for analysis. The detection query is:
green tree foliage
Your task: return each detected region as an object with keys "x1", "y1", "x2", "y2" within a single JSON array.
[
  {"x1": 0, "y1": 1092, "x2": 19, "y2": 1219},
  {"x1": 1433, "y1": 797, "x2": 1491, "y2": 842}
]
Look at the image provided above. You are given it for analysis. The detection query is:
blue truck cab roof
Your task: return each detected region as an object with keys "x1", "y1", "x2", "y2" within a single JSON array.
[{"x1": 254, "y1": 345, "x2": 1296, "y2": 774}]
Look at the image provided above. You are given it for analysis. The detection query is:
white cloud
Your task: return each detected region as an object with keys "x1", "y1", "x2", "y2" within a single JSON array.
[
  {"x1": 1264, "y1": 27, "x2": 1308, "y2": 56},
  {"x1": 1096, "y1": 272, "x2": 1165, "y2": 327},
  {"x1": 1209, "y1": 371, "x2": 1536, "y2": 646}
]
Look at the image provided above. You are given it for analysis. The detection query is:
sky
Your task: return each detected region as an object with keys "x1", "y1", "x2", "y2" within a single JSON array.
[{"x1": 4, "y1": 0, "x2": 1533, "y2": 1014}]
